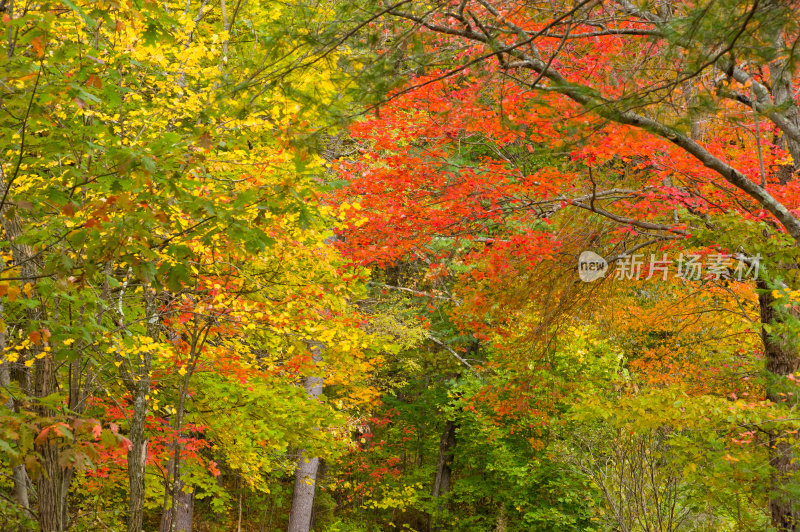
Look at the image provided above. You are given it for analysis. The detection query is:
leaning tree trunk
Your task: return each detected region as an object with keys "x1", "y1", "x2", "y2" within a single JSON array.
[
  {"x1": 287, "y1": 342, "x2": 324, "y2": 532},
  {"x1": 758, "y1": 280, "x2": 800, "y2": 531}
]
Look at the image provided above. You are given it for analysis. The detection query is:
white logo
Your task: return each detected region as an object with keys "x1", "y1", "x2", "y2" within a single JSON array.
[{"x1": 578, "y1": 251, "x2": 608, "y2": 282}]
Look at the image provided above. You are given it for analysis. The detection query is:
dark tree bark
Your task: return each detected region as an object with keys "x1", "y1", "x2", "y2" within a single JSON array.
[
  {"x1": 758, "y1": 280, "x2": 800, "y2": 530},
  {"x1": 0, "y1": 167, "x2": 32, "y2": 527},
  {"x1": 0, "y1": 301, "x2": 31, "y2": 526},
  {"x1": 158, "y1": 456, "x2": 194, "y2": 532},
  {"x1": 430, "y1": 419, "x2": 457, "y2": 532},
  {"x1": 0, "y1": 172, "x2": 67, "y2": 532},
  {"x1": 0, "y1": 302, "x2": 30, "y2": 510},
  {"x1": 34, "y1": 339, "x2": 75, "y2": 532},
  {"x1": 432, "y1": 420, "x2": 456, "y2": 498}
]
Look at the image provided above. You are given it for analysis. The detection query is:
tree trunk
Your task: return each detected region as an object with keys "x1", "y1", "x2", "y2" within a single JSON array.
[
  {"x1": 237, "y1": 478, "x2": 243, "y2": 532},
  {"x1": 759, "y1": 23, "x2": 800, "y2": 530},
  {"x1": 758, "y1": 280, "x2": 800, "y2": 531},
  {"x1": 157, "y1": 455, "x2": 194, "y2": 532},
  {"x1": 430, "y1": 419, "x2": 457, "y2": 532},
  {"x1": 12, "y1": 464, "x2": 30, "y2": 518},
  {"x1": 288, "y1": 452, "x2": 320, "y2": 532},
  {"x1": 36, "y1": 441, "x2": 74, "y2": 532},
  {"x1": 160, "y1": 318, "x2": 208, "y2": 532},
  {"x1": 495, "y1": 505, "x2": 507, "y2": 532},
  {"x1": 287, "y1": 343, "x2": 323, "y2": 532},
  {"x1": 0, "y1": 167, "x2": 35, "y2": 527},
  {"x1": 432, "y1": 420, "x2": 456, "y2": 498},
  {"x1": 159, "y1": 393, "x2": 189, "y2": 532},
  {"x1": 768, "y1": 36, "x2": 800, "y2": 170},
  {"x1": 0, "y1": 168, "x2": 72, "y2": 532},
  {"x1": 126, "y1": 287, "x2": 157, "y2": 532},
  {"x1": 35, "y1": 344, "x2": 74, "y2": 532},
  {"x1": 173, "y1": 479, "x2": 194, "y2": 532},
  {"x1": 127, "y1": 379, "x2": 151, "y2": 532},
  {"x1": 0, "y1": 302, "x2": 30, "y2": 510},
  {"x1": 0, "y1": 299, "x2": 30, "y2": 522},
  {"x1": 31, "y1": 294, "x2": 67, "y2": 532}
]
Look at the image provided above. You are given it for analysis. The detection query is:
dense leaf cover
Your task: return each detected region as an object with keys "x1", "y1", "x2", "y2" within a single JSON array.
[{"x1": 2, "y1": 0, "x2": 800, "y2": 531}]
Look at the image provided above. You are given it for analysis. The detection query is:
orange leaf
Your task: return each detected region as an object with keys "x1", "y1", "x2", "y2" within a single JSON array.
[
  {"x1": 7, "y1": 285, "x2": 20, "y2": 302},
  {"x1": 86, "y1": 74, "x2": 102, "y2": 89},
  {"x1": 31, "y1": 36, "x2": 44, "y2": 58}
]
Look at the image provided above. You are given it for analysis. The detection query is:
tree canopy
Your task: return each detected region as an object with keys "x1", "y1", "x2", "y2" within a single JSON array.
[{"x1": 3, "y1": 0, "x2": 800, "y2": 531}]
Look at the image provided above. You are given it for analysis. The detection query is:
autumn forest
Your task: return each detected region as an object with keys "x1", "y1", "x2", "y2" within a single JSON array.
[{"x1": 2, "y1": 0, "x2": 800, "y2": 530}]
